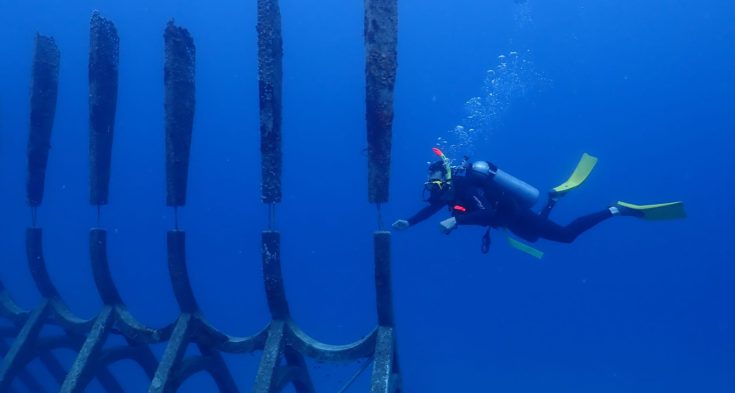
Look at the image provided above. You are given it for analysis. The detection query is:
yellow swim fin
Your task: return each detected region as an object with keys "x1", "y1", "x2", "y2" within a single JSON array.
[
  {"x1": 552, "y1": 153, "x2": 598, "y2": 195},
  {"x1": 616, "y1": 201, "x2": 687, "y2": 220},
  {"x1": 504, "y1": 230, "x2": 544, "y2": 259}
]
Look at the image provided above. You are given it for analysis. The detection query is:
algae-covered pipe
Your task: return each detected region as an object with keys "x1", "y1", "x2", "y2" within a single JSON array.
[
  {"x1": 262, "y1": 231, "x2": 290, "y2": 319},
  {"x1": 164, "y1": 21, "x2": 196, "y2": 207},
  {"x1": 167, "y1": 230, "x2": 199, "y2": 313},
  {"x1": 257, "y1": 0, "x2": 283, "y2": 204},
  {"x1": 374, "y1": 231, "x2": 394, "y2": 327},
  {"x1": 365, "y1": 0, "x2": 398, "y2": 204},
  {"x1": 89, "y1": 12, "x2": 119, "y2": 206},
  {"x1": 26, "y1": 34, "x2": 60, "y2": 207},
  {"x1": 26, "y1": 228, "x2": 61, "y2": 299}
]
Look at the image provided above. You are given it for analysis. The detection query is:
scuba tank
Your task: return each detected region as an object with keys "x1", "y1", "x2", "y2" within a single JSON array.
[{"x1": 470, "y1": 160, "x2": 539, "y2": 209}]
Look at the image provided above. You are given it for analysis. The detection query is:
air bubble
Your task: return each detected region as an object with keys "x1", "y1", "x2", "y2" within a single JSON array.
[{"x1": 440, "y1": 50, "x2": 548, "y2": 157}]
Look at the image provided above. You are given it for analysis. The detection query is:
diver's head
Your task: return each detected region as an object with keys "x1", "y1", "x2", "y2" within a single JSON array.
[
  {"x1": 423, "y1": 160, "x2": 449, "y2": 199},
  {"x1": 427, "y1": 160, "x2": 447, "y2": 181}
]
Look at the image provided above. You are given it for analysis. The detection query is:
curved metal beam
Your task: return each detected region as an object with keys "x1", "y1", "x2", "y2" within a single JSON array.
[
  {"x1": 0, "y1": 281, "x2": 28, "y2": 321},
  {"x1": 90, "y1": 229, "x2": 124, "y2": 305},
  {"x1": 286, "y1": 321, "x2": 376, "y2": 362},
  {"x1": 197, "y1": 318, "x2": 269, "y2": 353},
  {"x1": 116, "y1": 306, "x2": 175, "y2": 344}
]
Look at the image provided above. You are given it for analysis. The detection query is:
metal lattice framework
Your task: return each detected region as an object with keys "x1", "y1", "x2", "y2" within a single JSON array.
[{"x1": 0, "y1": 0, "x2": 400, "y2": 392}]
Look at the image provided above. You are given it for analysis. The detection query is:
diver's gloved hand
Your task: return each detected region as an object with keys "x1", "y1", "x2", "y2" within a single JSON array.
[
  {"x1": 438, "y1": 217, "x2": 457, "y2": 234},
  {"x1": 392, "y1": 219, "x2": 410, "y2": 230}
]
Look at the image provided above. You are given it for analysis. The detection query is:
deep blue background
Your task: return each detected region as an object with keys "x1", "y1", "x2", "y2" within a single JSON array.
[{"x1": 1, "y1": 0, "x2": 733, "y2": 392}]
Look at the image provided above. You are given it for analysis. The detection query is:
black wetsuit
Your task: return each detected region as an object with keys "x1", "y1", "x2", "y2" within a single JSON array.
[{"x1": 408, "y1": 172, "x2": 613, "y2": 244}]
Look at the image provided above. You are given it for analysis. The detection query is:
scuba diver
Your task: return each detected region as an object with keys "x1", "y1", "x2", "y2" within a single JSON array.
[{"x1": 392, "y1": 148, "x2": 685, "y2": 257}]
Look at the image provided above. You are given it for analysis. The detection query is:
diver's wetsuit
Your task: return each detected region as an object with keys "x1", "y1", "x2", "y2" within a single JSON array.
[
  {"x1": 508, "y1": 206, "x2": 612, "y2": 243},
  {"x1": 408, "y1": 174, "x2": 613, "y2": 244}
]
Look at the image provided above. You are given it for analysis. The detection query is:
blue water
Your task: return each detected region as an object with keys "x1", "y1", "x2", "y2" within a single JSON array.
[{"x1": 1, "y1": 0, "x2": 733, "y2": 391}]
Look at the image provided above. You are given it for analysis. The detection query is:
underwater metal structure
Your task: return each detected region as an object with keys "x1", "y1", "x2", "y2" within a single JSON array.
[{"x1": 0, "y1": 1, "x2": 400, "y2": 392}]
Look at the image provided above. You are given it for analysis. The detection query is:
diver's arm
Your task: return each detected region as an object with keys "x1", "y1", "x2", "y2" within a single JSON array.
[{"x1": 406, "y1": 202, "x2": 445, "y2": 226}]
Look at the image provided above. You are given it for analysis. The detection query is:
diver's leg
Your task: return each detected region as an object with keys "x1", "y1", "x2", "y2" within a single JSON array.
[
  {"x1": 507, "y1": 209, "x2": 544, "y2": 242},
  {"x1": 537, "y1": 209, "x2": 614, "y2": 243},
  {"x1": 511, "y1": 208, "x2": 614, "y2": 243}
]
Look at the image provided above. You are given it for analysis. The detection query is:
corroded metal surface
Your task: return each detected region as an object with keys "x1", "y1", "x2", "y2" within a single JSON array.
[
  {"x1": 89, "y1": 11, "x2": 120, "y2": 205},
  {"x1": 257, "y1": 0, "x2": 283, "y2": 204},
  {"x1": 1, "y1": 4, "x2": 402, "y2": 391},
  {"x1": 365, "y1": 0, "x2": 398, "y2": 204},
  {"x1": 164, "y1": 21, "x2": 196, "y2": 207},
  {"x1": 26, "y1": 34, "x2": 60, "y2": 207},
  {"x1": 0, "y1": 227, "x2": 399, "y2": 391}
]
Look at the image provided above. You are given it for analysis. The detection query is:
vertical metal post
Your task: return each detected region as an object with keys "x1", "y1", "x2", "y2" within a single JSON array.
[
  {"x1": 89, "y1": 11, "x2": 120, "y2": 206},
  {"x1": 374, "y1": 231, "x2": 394, "y2": 327},
  {"x1": 164, "y1": 21, "x2": 196, "y2": 207},
  {"x1": 262, "y1": 231, "x2": 289, "y2": 320},
  {"x1": 26, "y1": 34, "x2": 60, "y2": 208},
  {"x1": 257, "y1": 0, "x2": 283, "y2": 204},
  {"x1": 365, "y1": 0, "x2": 398, "y2": 204}
]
